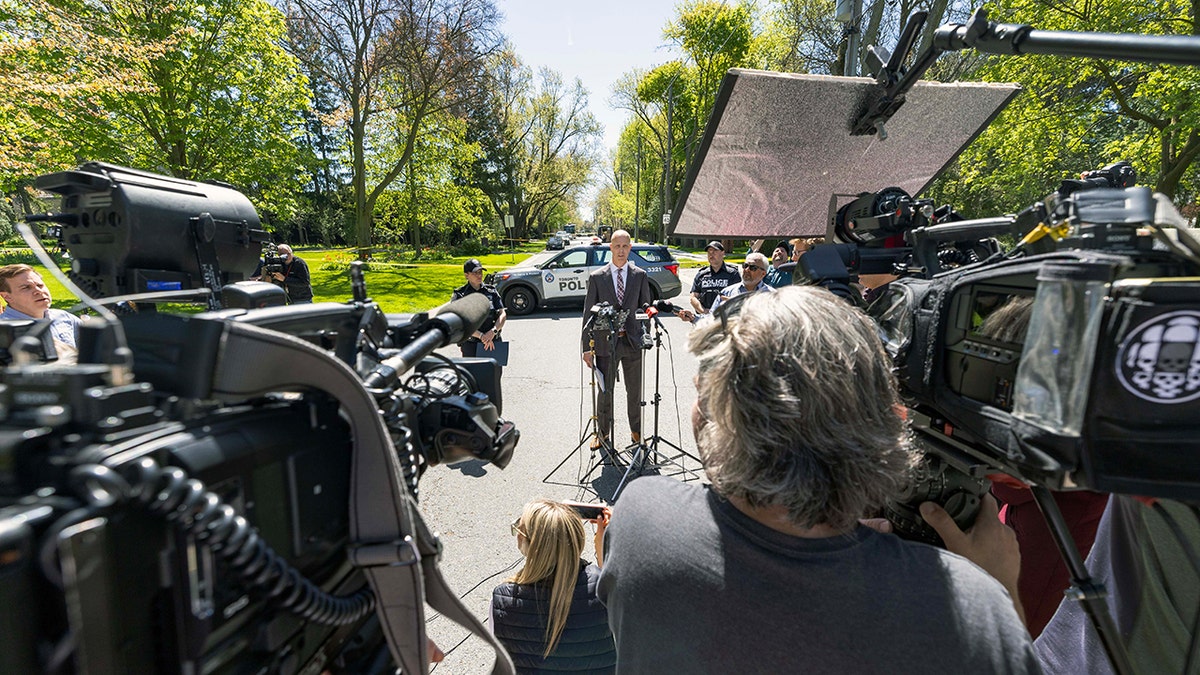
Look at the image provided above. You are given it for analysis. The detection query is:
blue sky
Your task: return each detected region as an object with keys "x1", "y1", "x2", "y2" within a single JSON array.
[{"x1": 496, "y1": 0, "x2": 683, "y2": 154}]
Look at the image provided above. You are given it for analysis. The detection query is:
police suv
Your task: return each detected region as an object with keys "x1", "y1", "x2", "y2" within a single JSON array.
[{"x1": 485, "y1": 243, "x2": 682, "y2": 315}]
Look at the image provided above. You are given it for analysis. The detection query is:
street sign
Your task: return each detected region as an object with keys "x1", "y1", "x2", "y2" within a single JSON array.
[
  {"x1": 661, "y1": 212, "x2": 671, "y2": 226},
  {"x1": 504, "y1": 214, "x2": 514, "y2": 230}
]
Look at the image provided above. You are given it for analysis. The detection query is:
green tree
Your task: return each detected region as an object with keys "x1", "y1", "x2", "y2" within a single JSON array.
[
  {"x1": 610, "y1": 1, "x2": 759, "y2": 241},
  {"x1": 467, "y1": 53, "x2": 601, "y2": 238},
  {"x1": 372, "y1": 110, "x2": 491, "y2": 252},
  {"x1": 1, "y1": 0, "x2": 312, "y2": 217},
  {"x1": 930, "y1": 0, "x2": 1200, "y2": 215},
  {"x1": 0, "y1": 0, "x2": 162, "y2": 193},
  {"x1": 288, "y1": 0, "x2": 502, "y2": 258}
]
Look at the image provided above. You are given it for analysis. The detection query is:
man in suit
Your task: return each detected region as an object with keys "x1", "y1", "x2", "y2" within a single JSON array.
[{"x1": 581, "y1": 230, "x2": 652, "y2": 454}]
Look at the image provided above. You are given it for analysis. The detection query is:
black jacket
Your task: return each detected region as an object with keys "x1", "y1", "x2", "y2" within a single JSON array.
[{"x1": 491, "y1": 561, "x2": 615, "y2": 674}]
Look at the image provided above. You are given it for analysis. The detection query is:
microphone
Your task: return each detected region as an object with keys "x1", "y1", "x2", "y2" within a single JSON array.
[
  {"x1": 584, "y1": 301, "x2": 611, "y2": 331},
  {"x1": 362, "y1": 293, "x2": 491, "y2": 390},
  {"x1": 653, "y1": 300, "x2": 683, "y2": 314}
]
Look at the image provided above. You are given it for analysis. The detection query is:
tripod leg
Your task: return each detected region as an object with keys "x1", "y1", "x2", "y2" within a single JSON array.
[{"x1": 613, "y1": 442, "x2": 650, "y2": 501}]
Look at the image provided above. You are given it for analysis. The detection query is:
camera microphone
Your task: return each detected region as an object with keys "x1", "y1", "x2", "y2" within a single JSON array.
[{"x1": 363, "y1": 293, "x2": 490, "y2": 390}]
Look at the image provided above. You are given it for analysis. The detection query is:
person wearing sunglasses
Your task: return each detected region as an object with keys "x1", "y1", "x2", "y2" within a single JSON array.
[
  {"x1": 678, "y1": 251, "x2": 773, "y2": 323},
  {"x1": 597, "y1": 286, "x2": 1036, "y2": 673},
  {"x1": 492, "y1": 499, "x2": 615, "y2": 674}
]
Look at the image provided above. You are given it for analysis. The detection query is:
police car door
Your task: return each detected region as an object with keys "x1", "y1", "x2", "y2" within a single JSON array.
[{"x1": 542, "y1": 248, "x2": 590, "y2": 300}]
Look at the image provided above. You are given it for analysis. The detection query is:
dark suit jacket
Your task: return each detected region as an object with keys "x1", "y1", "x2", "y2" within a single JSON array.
[{"x1": 581, "y1": 262, "x2": 651, "y2": 356}]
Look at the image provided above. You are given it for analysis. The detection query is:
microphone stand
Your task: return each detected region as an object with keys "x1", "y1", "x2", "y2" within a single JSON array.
[
  {"x1": 613, "y1": 309, "x2": 702, "y2": 500},
  {"x1": 543, "y1": 321, "x2": 623, "y2": 492}
]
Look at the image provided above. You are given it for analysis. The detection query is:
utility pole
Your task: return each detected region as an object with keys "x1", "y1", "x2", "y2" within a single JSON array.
[
  {"x1": 663, "y1": 81, "x2": 674, "y2": 244},
  {"x1": 836, "y1": 0, "x2": 862, "y2": 76},
  {"x1": 634, "y1": 135, "x2": 642, "y2": 242}
]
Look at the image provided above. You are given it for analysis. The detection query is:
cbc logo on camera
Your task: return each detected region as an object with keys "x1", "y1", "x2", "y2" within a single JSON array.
[{"x1": 1116, "y1": 311, "x2": 1200, "y2": 403}]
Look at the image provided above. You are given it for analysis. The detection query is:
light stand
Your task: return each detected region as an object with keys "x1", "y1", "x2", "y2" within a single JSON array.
[
  {"x1": 613, "y1": 309, "x2": 703, "y2": 500},
  {"x1": 543, "y1": 311, "x2": 627, "y2": 491}
]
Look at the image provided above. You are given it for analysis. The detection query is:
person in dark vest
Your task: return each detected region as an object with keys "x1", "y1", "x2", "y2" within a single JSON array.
[
  {"x1": 452, "y1": 258, "x2": 506, "y2": 357},
  {"x1": 491, "y1": 499, "x2": 615, "y2": 674}
]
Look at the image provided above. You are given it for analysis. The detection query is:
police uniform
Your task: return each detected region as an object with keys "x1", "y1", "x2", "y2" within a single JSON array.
[
  {"x1": 451, "y1": 282, "x2": 505, "y2": 358},
  {"x1": 691, "y1": 263, "x2": 741, "y2": 311}
]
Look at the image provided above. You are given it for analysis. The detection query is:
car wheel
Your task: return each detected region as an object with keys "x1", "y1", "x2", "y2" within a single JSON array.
[
  {"x1": 649, "y1": 284, "x2": 661, "y2": 302},
  {"x1": 504, "y1": 286, "x2": 536, "y2": 316}
]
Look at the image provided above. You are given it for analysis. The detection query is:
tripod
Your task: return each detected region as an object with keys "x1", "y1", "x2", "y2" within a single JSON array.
[
  {"x1": 613, "y1": 310, "x2": 703, "y2": 500},
  {"x1": 543, "y1": 318, "x2": 627, "y2": 491}
]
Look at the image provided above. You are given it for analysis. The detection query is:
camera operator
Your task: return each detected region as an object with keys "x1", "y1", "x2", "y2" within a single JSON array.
[
  {"x1": 597, "y1": 286, "x2": 1038, "y2": 673},
  {"x1": 678, "y1": 252, "x2": 773, "y2": 322},
  {"x1": 254, "y1": 244, "x2": 313, "y2": 304},
  {"x1": 0, "y1": 263, "x2": 80, "y2": 359},
  {"x1": 451, "y1": 258, "x2": 507, "y2": 358},
  {"x1": 688, "y1": 241, "x2": 740, "y2": 318}
]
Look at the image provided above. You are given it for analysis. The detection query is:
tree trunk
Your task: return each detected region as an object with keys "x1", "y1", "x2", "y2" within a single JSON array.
[
  {"x1": 352, "y1": 116, "x2": 371, "y2": 259},
  {"x1": 860, "y1": 0, "x2": 886, "y2": 70},
  {"x1": 918, "y1": 0, "x2": 951, "y2": 55},
  {"x1": 408, "y1": 154, "x2": 422, "y2": 255}
]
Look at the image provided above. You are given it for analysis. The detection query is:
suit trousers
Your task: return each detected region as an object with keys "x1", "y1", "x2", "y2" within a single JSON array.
[{"x1": 594, "y1": 337, "x2": 643, "y2": 438}]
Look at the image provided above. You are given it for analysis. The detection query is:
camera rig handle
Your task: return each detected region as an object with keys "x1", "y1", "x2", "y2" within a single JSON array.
[{"x1": 853, "y1": 8, "x2": 1200, "y2": 137}]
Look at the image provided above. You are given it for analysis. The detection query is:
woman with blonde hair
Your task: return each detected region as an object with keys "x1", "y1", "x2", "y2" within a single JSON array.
[{"x1": 491, "y1": 499, "x2": 615, "y2": 674}]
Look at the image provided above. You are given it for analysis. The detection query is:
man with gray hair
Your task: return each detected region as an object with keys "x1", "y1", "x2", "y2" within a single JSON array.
[
  {"x1": 598, "y1": 286, "x2": 1038, "y2": 672},
  {"x1": 678, "y1": 251, "x2": 773, "y2": 323}
]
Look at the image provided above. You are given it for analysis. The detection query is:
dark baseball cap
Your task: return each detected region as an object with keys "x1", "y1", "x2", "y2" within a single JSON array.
[
  {"x1": 705, "y1": 241, "x2": 725, "y2": 252},
  {"x1": 464, "y1": 259, "x2": 485, "y2": 273},
  {"x1": 773, "y1": 240, "x2": 792, "y2": 255}
]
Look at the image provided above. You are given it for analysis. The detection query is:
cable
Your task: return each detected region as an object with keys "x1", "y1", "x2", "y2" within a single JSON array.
[
  {"x1": 426, "y1": 555, "x2": 523, "y2": 671},
  {"x1": 66, "y1": 457, "x2": 375, "y2": 627},
  {"x1": 427, "y1": 555, "x2": 523, "y2": 626},
  {"x1": 662, "y1": 325, "x2": 687, "y2": 453}
]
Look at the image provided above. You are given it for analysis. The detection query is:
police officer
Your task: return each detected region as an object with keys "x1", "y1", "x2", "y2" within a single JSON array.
[
  {"x1": 452, "y1": 258, "x2": 507, "y2": 358},
  {"x1": 688, "y1": 241, "x2": 740, "y2": 318}
]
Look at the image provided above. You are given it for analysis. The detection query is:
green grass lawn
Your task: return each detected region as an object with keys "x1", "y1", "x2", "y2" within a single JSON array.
[
  {"x1": 4, "y1": 238, "x2": 733, "y2": 314},
  {"x1": 0, "y1": 245, "x2": 537, "y2": 315}
]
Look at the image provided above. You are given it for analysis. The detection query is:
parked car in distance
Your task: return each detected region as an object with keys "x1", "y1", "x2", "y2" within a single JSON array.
[
  {"x1": 486, "y1": 243, "x2": 682, "y2": 315},
  {"x1": 546, "y1": 235, "x2": 565, "y2": 250}
]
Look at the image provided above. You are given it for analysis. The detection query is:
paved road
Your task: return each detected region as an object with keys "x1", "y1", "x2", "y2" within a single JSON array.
[{"x1": 419, "y1": 269, "x2": 704, "y2": 672}]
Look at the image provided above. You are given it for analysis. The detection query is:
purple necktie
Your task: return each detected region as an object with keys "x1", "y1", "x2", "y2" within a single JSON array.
[{"x1": 616, "y1": 268, "x2": 625, "y2": 305}]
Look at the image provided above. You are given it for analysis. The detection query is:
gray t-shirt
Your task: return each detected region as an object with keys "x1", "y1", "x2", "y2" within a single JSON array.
[{"x1": 598, "y1": 477, "x2": 1040, "y2": 674}]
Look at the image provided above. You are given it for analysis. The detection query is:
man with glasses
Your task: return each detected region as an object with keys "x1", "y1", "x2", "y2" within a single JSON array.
[
  {"x1": 452, "y1": 258, "x2": 507, "y2": 359},
  {"x1": 678, "y1": 252, "x2": 773, "y2": 323}
]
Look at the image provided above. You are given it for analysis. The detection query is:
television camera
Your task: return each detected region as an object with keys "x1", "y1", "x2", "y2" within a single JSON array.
[
  {"x1": 810, "y1": 168, "x2": 1200, "y2": 542},
  {"x1": 794, "y1": 7, "x2": 1200, "y2": 547},
  {"x1": 259, "y1": 242, "x2": 290, "y2": 281},
  {"x1": 1, "y1": 163, "x2": 520, "y2": 674}
]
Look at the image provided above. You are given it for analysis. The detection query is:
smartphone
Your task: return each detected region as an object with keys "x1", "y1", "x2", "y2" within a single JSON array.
[{"x1": 562, "y1": 500, "x2": 606, "y2": 520}]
